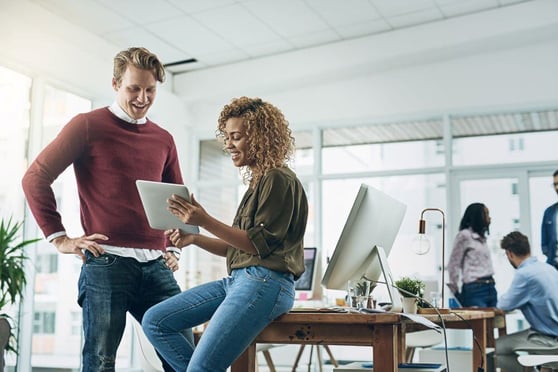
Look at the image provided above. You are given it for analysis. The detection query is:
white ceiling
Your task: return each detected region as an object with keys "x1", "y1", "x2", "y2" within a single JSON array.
[{"x1": 31, "y1": 0, "x2": 531, "y2": 75}]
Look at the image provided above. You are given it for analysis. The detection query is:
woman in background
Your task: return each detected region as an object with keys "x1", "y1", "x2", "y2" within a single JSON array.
[
  {"x1": 447, "y1": 202, "x2": 496, "y2": 307},
  {"x1": 142, "y1": 96, "x2": 308, "y2": 372}
]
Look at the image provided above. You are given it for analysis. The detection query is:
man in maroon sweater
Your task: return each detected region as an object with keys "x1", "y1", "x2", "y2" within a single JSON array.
[{"x1": 22, "y1": 47, "x2": 191, "y2": 371}]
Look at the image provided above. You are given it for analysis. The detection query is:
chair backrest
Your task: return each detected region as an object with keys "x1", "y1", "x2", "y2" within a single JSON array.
[
  {"x1": 0, "y1": 317, "x2": 10, "y2": 372},
  {"x1": 130, "y1": 318, "x2": 164, "y2": 372}
]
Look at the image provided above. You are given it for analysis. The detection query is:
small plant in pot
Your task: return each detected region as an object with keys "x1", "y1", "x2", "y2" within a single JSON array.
[
  {"x1": 394, "y1": 276, "x2": 425, "y2": 313},
  {"x1": 0, "y1": 216, "x2": 40, "y2": 355},
  {"x1": 347, "y1": 278, "x2": 377, "y2": 309}
]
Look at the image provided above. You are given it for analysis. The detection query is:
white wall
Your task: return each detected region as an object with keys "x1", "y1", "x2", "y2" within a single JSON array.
[
  {"x1": 2, "y1": 0, "x2": 558, "y2": 168},
  {"x1": 0, "y1": 0, "x2": 194, "y2": 176},
  {"x1": 0, "y1": 0, "x2": 115, "y2": 100},
  {"x1": 174, "y1": 0, "x2": 558, "y2": 138}
]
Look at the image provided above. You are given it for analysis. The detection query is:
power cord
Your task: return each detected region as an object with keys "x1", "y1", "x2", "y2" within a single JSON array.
[
  {"x1": 449, "y1": 310, "x2": 486, "y2": 372},
  {"x1": 393, "y1": 286, "x2": 451, "y2": 372},
  {"x1": 394, "y1": 287, "x2": 487, "y2": 372},
  {"x1": 358, "y1": 276, "x2": 452, "y2": 372},
  {"x1": 356, "y1": 276, "x2": 487, "y2": 372}
]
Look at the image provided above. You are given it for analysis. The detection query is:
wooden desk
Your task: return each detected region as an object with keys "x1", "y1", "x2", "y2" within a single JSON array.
[
  {"x1": 458, "y1": 307, "x2": 507, "y2": 347},
  {"x1": 232, "y1": 311, "x2": 402, "y2": 372},
  {"x1": 403, "y1": 310, "x2": 495, "y2": 372},
  {"x1": 231, "y1": 309, "x2": 495, "y2": 372}
]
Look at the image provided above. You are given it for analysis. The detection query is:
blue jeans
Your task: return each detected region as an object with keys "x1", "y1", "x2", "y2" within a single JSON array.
[
  {"x1": 78, "y1": 252, "x2": 193, "y2": 371},
  {"x1": 461, "y1": 280, "x2": 497, "y2": 307},
  {"x1": 142, "y1": 266, "x2": 295, "y2": 372}
]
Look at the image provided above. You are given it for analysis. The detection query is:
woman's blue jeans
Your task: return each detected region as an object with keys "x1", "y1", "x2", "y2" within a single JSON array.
[
  {"x1": 78, "y1": 252, "x2": 193, "y2": 371},
  {"x1": 142, "y1": 266, "x2": 295, "y2": 372},
  {"x1": 461, "y1": 280, "x2": 497, "y2": 307}
]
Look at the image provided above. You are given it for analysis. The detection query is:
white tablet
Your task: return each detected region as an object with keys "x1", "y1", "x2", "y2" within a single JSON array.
[{"x1": 136, "y1": 180, "x2": 200, "y2": 234}]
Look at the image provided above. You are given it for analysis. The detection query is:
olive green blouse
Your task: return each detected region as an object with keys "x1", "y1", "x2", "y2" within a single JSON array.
[{"x1": 226, "y1": 167, "x2": 308, "y2": 279}]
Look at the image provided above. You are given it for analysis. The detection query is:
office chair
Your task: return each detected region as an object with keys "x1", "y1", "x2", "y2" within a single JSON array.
[
  {"x1": 0, "y1": 318, "x2": 10, "y2": 372},
  {"x1": 131, "y1": 318, "x2": 164, "y2": 372},
  {"x1": 405, "y1": 329, "x2": 443, "y2": 362},
  {"x1": 517, "y1": 354, "x2": 558, "y2": 372}
]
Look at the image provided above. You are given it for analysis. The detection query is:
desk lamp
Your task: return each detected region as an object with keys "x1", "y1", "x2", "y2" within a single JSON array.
[{"x1": 411, "y1": 208, "x2": 446, "y2": 308}]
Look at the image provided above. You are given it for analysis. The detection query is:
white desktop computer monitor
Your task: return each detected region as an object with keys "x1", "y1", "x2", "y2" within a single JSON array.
[
  {"x1": 321, "y1": 184, "x2": 407, "y2": 311},
  {"x1": 295, "y1": 247, "x2": 318, "y2": 300}
]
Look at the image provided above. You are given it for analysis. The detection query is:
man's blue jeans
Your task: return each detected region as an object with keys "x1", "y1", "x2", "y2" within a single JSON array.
[
  {"x1": 142, "y1": 266, "x2": 295, "y2": 372},
  {"x1": 78, "y1": 252, "x2": 193, "y2": 371}
]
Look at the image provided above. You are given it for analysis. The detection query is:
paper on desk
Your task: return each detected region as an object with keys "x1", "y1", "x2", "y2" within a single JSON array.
[{"x1": 401, "y1": 313, "x2": 442, "y2": 332}]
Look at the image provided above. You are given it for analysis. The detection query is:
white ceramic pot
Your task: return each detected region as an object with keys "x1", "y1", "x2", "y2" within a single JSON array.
[{"x1": 402, "y1": 297, "x2": 417, "y2": 314}]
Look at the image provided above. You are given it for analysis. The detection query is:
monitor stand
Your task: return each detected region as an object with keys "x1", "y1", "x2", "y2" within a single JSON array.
[{"x1": 357, "y1": 245, "x2": 403, "y2": 313}]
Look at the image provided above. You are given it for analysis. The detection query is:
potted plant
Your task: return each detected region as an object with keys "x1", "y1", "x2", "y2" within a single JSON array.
[
  {"x1": 0, "y1": 216, "x2": 40, "y2": 361},
  {"x1": 394, "y1": 276, "x2": 425, "y2": 313},
  {"x1": 347, "y1": 279, "x2": 376, "y2": 309}
]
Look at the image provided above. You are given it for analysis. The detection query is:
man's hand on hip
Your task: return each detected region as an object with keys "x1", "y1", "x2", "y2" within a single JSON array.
[{"x1": 52, "y1": 233, "x2": 109, "y2": 262}]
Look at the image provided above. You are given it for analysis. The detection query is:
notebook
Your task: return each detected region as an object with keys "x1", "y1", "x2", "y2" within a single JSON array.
[{"x1": 136, "y1": 180, "x2": 200, "y2": 234}]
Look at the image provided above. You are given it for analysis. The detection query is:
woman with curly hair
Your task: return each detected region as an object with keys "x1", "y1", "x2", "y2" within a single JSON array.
[
  {"x1": 142, "y1": 97, "x2": 308, "y2": 371},
  {"x1": 447, "y1": 202, "x2": 497, "y2": 307}
]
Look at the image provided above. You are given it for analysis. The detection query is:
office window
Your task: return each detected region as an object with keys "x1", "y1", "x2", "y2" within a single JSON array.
[
  {"x1": 36, "y1": 253, "x2": 58, "y2": 274},
  {"x1": 33, "y1": 311, "x2": 56, "y2": 334},
  {"x1": 452, "y1": 110, "x2": 558, "y2": 165},
  {"x1": 70, "y1": 311, "x2": 81, "y2": 336},
  {"x1": 293, "y1": 131, "x2": 313, "y2": 175},
  {"x1": 454, "y1": 131, "x2": 558, "y2": 165},
  {"x1": 0, "y1": 66, "x2": 31, "y2": 222},
  {"x1": 0, "y1": 65, "x2": 33, "y2": 369},
  {"x1": 199, "y1": 139, "x2": 238, "y2": 181},
  {"x1": 321, "y1": 119, "x2": 444, "y2": 174},
  {"x1": 28, "y1": 85, "x2": 92, "y2": 370},
  {"x1": 193, "y1": 185, "x2": 236, "y2": 286},
  {"x1": 512, "y1": 182, "x2": 519, "y2": 195}
]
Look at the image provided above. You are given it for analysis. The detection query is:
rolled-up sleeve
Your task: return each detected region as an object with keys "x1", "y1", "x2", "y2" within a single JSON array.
[{"x1": 246, "y1": 171, "x2": 294, "y2": 258}]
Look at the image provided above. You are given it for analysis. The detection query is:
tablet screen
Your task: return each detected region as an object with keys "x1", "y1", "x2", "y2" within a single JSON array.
[{"x1": 136, "y1": 180, "x2": 200, "y2": 234}]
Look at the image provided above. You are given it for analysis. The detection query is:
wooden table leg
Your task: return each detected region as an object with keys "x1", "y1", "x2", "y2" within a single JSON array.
[
  {"x1": 292, "y1": 344, "x2": 305, "y2": 371},
  {"x1": 470, "y1": 318, "x2": 488, "y2": 372},
  {"x1": 323, "y1": 345, "x2": 339, "y2": 367},
  {"x1": 398, "y1": 323, "x2": 407, "y2": 363},
  {"x1": 231, "y1": 342, "x2": 257, "y2": 372},
  {"x1": 373, "y1": 323, "x2": 399, "y2": 371}
]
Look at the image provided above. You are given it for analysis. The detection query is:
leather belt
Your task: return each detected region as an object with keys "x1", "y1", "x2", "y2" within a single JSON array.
[{"x1": 473, "y1": 276, "x2": 494, "y2": 284}]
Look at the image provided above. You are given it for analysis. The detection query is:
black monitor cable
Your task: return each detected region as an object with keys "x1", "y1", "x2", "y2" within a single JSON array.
[
  {"x1": 392, "y1": 286, "x2": 486, "y2": 372},
  {"x1": 357, "y1": 277, "x2": 451, "y2": 372},
  {"x1": 394, "y1": 286, "x2": 451, "y2": 372},
  {"x1": 449, "y1": 310, "x2": 486, "y2": 372}
]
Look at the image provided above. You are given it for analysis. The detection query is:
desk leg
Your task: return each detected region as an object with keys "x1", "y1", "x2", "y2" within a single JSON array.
[
  {"x1": 486, "y1": 317, "x2": 495, "y2": 348},
  {"x1": 231, "y1": 343, "x2": 256, "y2": 372},
  {"x1": 398, "y1": 324, "x2": 407, "y2": 363},
  {"x1": 373, "y1": 324, "x2": 399, "y2": 371},
  {"x1": 470, "y1": 319, "x2": 488, "y2": 372}
]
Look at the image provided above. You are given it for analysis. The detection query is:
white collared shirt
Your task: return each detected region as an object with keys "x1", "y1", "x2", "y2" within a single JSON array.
[{"x1": 108, "y1": 101, "x2": 148, "y2": 124}]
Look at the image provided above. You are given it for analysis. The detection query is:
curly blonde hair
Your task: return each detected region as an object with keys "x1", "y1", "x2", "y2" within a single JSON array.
[{"x1": 216, "y1": 97, "x2": 295, "y2": 187}]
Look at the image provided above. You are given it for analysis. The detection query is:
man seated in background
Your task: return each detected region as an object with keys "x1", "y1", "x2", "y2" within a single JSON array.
[{"x1": 495, "y1": 231, "x2": 558, "y2": 371}]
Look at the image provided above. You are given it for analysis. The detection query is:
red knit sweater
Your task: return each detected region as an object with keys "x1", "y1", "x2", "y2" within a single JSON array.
[{"x1": 22, "y1": 107, "x2": 184, "y2": 251}]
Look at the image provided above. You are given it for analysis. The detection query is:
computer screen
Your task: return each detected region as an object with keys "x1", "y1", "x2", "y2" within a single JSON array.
[
  {"x1": 295, "y1": 247, "x2": 317, "y2": 300},
  {"x1": 321, "y1": 184, "x2": 407, "y2": 309}
]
